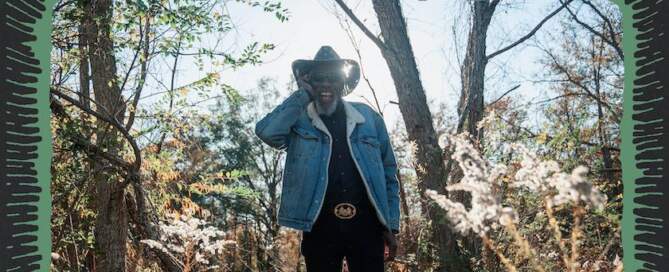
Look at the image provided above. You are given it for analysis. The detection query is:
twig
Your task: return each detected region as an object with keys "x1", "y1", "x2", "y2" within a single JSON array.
[
  {"x1": 50, "y1": 88, "x2": 142, "y2": 181},
  {"x1": 545, "y1": 197, "x2": 571, "y2": 269},
  {"x1": 480, "y1": 232, "x2": 518, "y2": 272},
  {"x1": 334, "y1": 6, "x2": 384, "y2": 116},
  {"x1": 487, "y1": 84, "x2": 521, "y2": 107},
  {"x1": 589, "y1": 226, "x2": 620, "y2": 272},
  {"x1": 487, "y1": 0, "x2": 574, "y2": 60},
  {"x1": 126, "y1": 14, "x2": 152, "y2": 130},
  {"x1": 333, "y1": 0, "x2": 387, "y2": 51},
  {"x1": 563, "y1": 0, "x2": 623, "y2": 61},
  {"x1": 570, "y1": 205, "x2": 584, "y2": 272},
  {"x1": 505, "y1": 222, "x2": 546, "y2": 272}
]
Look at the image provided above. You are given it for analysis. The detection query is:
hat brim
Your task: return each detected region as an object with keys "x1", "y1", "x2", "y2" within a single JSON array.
[{"x1": 292, "y1": 59, "x2": 360, "y2": 96}]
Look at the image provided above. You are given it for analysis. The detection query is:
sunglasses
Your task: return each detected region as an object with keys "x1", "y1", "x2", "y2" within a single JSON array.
[{"x1": 309, "y1": 71, "x2": 345, "y2": 84}]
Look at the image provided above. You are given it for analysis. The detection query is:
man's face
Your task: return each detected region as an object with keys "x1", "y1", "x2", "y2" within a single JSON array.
[{"x1": 309, "y1": 67, "x2": 345, "y2": 106}]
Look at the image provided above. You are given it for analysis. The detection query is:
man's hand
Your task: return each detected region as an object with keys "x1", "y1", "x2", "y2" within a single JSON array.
[
  {"x1": 383, "y1": 230, "x2": 398, "y2": 262},
  {"x1": 297, "y1": 74, "x2": 317, "y2": 100}
]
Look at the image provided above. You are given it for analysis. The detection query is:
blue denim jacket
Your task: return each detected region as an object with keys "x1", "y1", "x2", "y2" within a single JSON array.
[{"x1": 254, "y1": 89, "x2": 400, "y2": 234}]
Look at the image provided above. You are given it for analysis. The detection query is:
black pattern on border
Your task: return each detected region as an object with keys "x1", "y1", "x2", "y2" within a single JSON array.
[
  {"x1": 626, "y1": 0, "x2": 669, "y2": 270},
  {"x1": 0, "y1": 0, "x2": 46, "y2": 270}
]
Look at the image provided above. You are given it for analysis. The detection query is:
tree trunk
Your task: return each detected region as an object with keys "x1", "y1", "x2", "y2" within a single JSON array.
[
  {"x1": 592, "y1": 36, "x2": 614, "y2": 179},
  {"x1": 454, "y1": 0, "x2": 495, "y2": 264},
  {"x1": 84, "y1": 0, "x2": 129, "y2": 270},
  {"x1": 457, "y1": 1, "x2": 494, "y2": 142},
  {"x1": 369, "y1": 1, "x2": 469, "y2": 271}
]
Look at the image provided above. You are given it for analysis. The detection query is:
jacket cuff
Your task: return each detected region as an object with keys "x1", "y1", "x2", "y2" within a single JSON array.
[{"x1": 391, "y1": 229, "x2": 399, "y2": 235}]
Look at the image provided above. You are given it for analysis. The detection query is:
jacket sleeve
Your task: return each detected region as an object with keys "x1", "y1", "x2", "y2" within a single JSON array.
[
  {"x1": 374, "y1": 112, "x2": 401, "y2": 234},
  {"x1": 254, "y1": 88, "x2": 312, "y2": 150}
]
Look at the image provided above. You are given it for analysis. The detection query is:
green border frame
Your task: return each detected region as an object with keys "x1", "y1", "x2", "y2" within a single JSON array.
[
  {"x1": 616, "y1": 0, "x2": 640, "y2": 270},
  {"x1": 36, "y1": 0, "x2": 54, "y2": 269}
]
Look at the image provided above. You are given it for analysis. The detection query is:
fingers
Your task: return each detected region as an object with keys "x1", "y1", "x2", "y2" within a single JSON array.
[
  {"x1": 390, "y1": 246, "x2": 398, "y2": 259},
  {"x1": 384, "y1": 251, "x2": 396, "y2": 262},
  {"x1": 298, "y1": 74, "x2": 313, "y2": 92},
  {"x1": 299, "y1": 74, "x2": 310, "y2": 85},
  {"x1": 383, "y1": 240, "x2": 398, "y2": 262},
  {"x1": 389, "y1": 242, "x2": 398, "y2": 261}
]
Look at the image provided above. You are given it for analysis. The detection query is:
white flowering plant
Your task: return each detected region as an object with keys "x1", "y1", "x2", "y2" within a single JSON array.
[
  {"x1": 427, "y1": 132, "x2": 620, "y2": 272},
  {"x1": 141, "y1": 215, "x2": 236, "y2": 272}
]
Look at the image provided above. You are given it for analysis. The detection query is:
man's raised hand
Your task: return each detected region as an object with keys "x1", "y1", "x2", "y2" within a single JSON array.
[{"x1": 298, "y1": 74, "x2": 317, "y2": 101}]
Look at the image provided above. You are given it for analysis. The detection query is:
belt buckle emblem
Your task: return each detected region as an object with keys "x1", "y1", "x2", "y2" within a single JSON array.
[{"x1": 334, "y1": 203, "x2": 357, "y2": 219}]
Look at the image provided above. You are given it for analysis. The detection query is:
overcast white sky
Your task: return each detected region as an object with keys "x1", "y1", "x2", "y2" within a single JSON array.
[{"x1": 167, "y1": 0, "x2": 579, "y2": 131}]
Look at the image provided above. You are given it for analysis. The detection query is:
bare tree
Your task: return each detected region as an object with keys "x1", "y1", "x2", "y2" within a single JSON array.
[
  {"x1": 334, "y1": 0, "x2": 575, "y2": 270},
  {"x1": 334, "y1": 0, "x2": 469, "y2": 270}
]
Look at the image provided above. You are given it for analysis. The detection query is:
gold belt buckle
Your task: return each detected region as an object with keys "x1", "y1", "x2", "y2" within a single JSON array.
[{"x1": 334, "y1": 203, "x2": 357, "y2": 219}]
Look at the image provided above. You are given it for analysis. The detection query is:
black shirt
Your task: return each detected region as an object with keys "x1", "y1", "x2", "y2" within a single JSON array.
[{"x1": 315, "y1": 100, "x2": 380, "y2": 233}]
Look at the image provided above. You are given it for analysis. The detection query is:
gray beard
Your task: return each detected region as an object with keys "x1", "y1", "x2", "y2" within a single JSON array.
[{"x1": 315, "y1": 98, "x2": 339, "y2": 116}]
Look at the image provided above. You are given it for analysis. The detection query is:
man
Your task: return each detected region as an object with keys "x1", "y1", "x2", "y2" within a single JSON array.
[{"x1": 255, "y1": 46, "x2": 400, "y2": 271}]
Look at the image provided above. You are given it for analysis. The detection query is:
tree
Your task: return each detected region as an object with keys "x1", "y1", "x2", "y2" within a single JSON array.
[
  {"x1": 334, "y1": 0, "x2": 576, "y2": 270},
  {"x1": 50, "y1": 0, "x2": 288, "y2": 270},
  {"x1": 448, "y1": 0, "x2": 574, "y2": 264},
  {"x1": 200, "y1": 77, "x2": 289, "y2": 270},
  {"x1": 334, "y1": 0, "x2": 469, "y2": 270},
  {"x1": 535, "y1": 0, "x2": 623, "y2": 205},
  {"x1": 83, "y1": 0, "x2": 130, "y2": 269}
]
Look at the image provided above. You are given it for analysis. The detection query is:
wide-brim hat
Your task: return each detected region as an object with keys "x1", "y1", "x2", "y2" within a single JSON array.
[{"x1": 291, "y1": 46, "x2": 360, "y2": 96}]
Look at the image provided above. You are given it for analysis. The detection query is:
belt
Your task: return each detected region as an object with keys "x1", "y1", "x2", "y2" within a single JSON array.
[{"x1": 333, "y1": 202, "x2": 357, "y2": 219}]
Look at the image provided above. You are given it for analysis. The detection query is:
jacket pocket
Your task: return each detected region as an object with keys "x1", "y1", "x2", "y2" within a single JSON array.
[
  {"x1": 360, "y1": 135, "x2": 380, "y2": 148},
  {"x1": 291, "y1": 126, "x2": 319, "y2": 158},
  {"x1": 358, "y1": 135, "x2": 384, "y2": 177},
  {"x1": 292, "y1": 126, "x2": 319, "y2": 140}
]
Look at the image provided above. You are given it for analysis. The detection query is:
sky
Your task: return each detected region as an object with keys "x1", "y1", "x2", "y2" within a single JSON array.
[{"x1": 167, "y1": 0, "x2": 581, "y2": 131}]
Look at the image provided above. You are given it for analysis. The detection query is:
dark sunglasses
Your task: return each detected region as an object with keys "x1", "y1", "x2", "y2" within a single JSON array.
[{"x1": 309, "y1": 71, "x2": 345, "y2": 84}]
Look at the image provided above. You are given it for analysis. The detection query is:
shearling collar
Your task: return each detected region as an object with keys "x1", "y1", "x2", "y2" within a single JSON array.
[{"x1": 307, "y1": 99, "x2": 365, "y2": 137}]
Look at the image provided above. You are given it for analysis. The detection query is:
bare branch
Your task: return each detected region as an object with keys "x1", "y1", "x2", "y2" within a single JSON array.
[
  {"x1": 491, "y1": 110, "x2": 619, "y2": 151},
  {"x1": 333, "y1": 6, "x2": 384, "y2": 116},
  {"x1": 582, "y1": 0, "x2": 620, "y2": 51},
  {"x1": 487, "y1": 0, "x2": 574, "y2": 60},
  {"x1": 487, "y1": 84, "x2": 520, "y2": 107},
  {"x1": 51, "y1": 87, "x2": 142, "y2": 174},
  {"x1": 50, "y1": 96, "x2": 133, "y2": 170},
  {"x1": 333, "y1": 0, "x2": 387, "y2": 51},
  {"x1": 541, "y1": 46, "x2": 621, "y2": 123},
  {"x1": 126, "y1": 15, "x2": 152, "y2": 130},
  {"x1": 562, "y1": 0, "x2": 623, "y2": 61}
]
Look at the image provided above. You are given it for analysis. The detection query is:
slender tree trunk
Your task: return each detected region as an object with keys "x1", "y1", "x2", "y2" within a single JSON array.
[
  {"x1": 78, "y1": 23, "x2": 90, "y2": 111},
  {"x1": 397, "y1": 172, "x2": 411, "y2": 224},
  {"x1": 453, "y1": 0, "x2": 496, "y2": 264},
  {"x1": 369, "y1": 1, "x2": 469, "y2": 271},
  {"x1": 85, "y1": 0, "x2": 128, "y2": 270},
  {"x1": 457, "y1": 1, "x2": 494, "y2": 142},
  {"x1": 76, "y1": 8, "x2": 98, "y2": 271}
]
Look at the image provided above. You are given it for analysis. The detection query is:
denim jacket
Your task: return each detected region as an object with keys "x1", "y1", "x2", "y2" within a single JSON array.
[{"x1": 254, "y1": 88, "x2": 400, "y2": 234}]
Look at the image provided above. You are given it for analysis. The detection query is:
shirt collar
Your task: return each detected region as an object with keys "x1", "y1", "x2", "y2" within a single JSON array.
[{"x1": 307, "y1": 99, "x2": 366, "y2": 138}]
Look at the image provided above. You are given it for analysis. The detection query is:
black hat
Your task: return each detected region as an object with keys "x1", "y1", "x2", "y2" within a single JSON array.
[{"x1": 291, "y1": 46, "x2": 360, "y2": 96}]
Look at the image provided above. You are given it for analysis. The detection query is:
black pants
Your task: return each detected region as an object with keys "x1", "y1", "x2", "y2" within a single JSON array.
[{"x1": 300, "y1": 199, "x2": 386, "y2": 272}]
